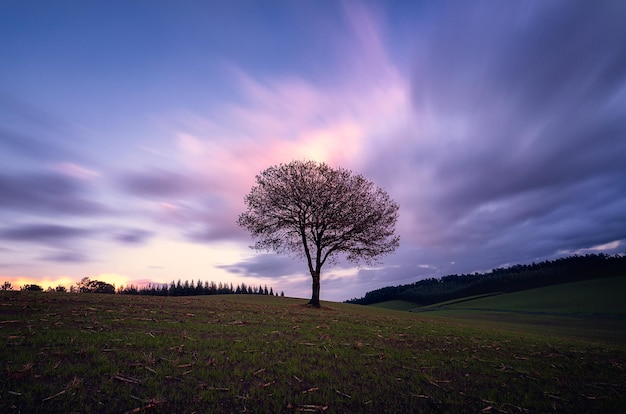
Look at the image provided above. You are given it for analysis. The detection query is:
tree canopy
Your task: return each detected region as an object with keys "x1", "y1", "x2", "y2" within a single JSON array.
[
  {"x1": 237, "y1": 160, "x2": 400, "y2": 307},
  {"x1": 77, "y1": 277, "x2": 115, "y2": 294},
  {"x1": 20, "y1": 284, "x2": 43, "y2": 292}
]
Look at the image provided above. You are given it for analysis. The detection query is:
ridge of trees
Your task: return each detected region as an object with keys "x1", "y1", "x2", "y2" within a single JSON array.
[
  {"x1": 345, "y1": 253, "x2": 626, "y2": 306},
  {"x1": 118, "y1": 279, "x2": 283, "y2": 297},
  {"x1": 2, "y1": 277, "x2": 284, "y2": 298}
]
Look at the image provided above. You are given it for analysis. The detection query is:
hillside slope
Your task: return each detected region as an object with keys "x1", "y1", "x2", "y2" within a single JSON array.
[
  {"x1": 348, "y1": 253, "x2": 626, "y2": 306},
  {"x1": 411, "y1": 276, "x2": 626, "y2": 345},
  {"x1": 416, "y1": 276, "x2": 626, "y2": 315}
]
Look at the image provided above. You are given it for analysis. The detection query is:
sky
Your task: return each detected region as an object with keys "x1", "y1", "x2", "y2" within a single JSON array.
[{"x1": 1, "y1": 0, "x2": 625, "y2": 301}]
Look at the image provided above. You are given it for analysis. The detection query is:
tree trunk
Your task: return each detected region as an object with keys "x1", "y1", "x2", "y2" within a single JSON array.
[{"x1": 308, "y1": 271, "x2": 321, "y2": 307}]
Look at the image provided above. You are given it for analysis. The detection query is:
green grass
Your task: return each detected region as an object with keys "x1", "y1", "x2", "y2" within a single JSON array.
[
  {"x1": 1, "y1": 292, "x2": 625, "y2": 413},
  {"x1": 412, "y1": 276, "x2": 626, "y2": 345},
  {"x1": 410, "y1": 292, "x2": 504, "y2": 310},
  {"x1": 440, "y1": 276, "x2": 626, "y2": 314},
  {"x1": 370, "y1": 299, "x2": 419, "y2": 311}
]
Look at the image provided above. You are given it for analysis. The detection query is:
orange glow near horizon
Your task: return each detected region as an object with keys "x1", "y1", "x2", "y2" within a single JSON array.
[{"x1": 1, "y1": 273, "x2": 133, "y2": 291}]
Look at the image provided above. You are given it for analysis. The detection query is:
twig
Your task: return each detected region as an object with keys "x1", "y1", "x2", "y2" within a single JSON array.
[
  {"x1": 544, "y1": 392, "x2": 568, "y2": 402},
  {"x1": 334, "y1": 389, "x2": 352, "y2": 398},
  {"x1": 502, "y1": 403, "x2": 529, "y2": 413},
  {"x1": 412, "y1": 394, "x2": 431, "y2": 399},
  {"x1": 144, "y1": 366, "x2": 157, "y2": 374},
  {"x1": 296, "y1": 405, "x2": 328, "y2": 412},
  {"x1": 42, "y1": 390, "x2": 66, "y2": 402},
  {"x1": 427, "y1": 379, "x2": 447, "y2": 392},
  {"x1": 113, "y1": 374, "x2": 142, "y2": 384}
]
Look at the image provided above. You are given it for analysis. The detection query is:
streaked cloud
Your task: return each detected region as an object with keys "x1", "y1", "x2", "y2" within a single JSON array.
[
  {"x1": 0, "y1": 223, "x2": 93, "y2": 243},
  {"x1": 113, "y1": 229, "x2": 154, "y2": 245},
  {"x1": 0, "y1": 172, "x2": 110, "y2": 216},
  {"x1": 0, "y1": 1, "x2": 624, "y2": 300}
]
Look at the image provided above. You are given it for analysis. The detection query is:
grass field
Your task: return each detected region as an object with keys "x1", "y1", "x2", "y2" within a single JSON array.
[
  {"x1": 411, "y1": 276, "x2": 626, "y2": 345},
  {"x1": 1, "y1": 291, "x2": 625, "y2": 413},
  {"x1": 369, "y1": 300, "x2": 419, "y2": 311},
  {"x1": 428, "y1": 276, "x2": 626, "y2": 314}
]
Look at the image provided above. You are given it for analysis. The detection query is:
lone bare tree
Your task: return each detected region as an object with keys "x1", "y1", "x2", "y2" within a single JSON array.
[{"x1": 237, "y1": 160, "x2": 400, "y2": 307}]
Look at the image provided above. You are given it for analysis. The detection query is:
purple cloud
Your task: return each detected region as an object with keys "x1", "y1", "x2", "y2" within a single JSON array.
[
  {"x1": 113, "y1": 229, "x2": 154, "y2": 245},
  {"x1": 118, "y1": 168, "x2": 205, "y2": 198},
  {"x1": 0, "y1": 223, "x2": 93, "y2": 242},
  {"x1": 39, "y1": 250, "x2": 91, "y2": 263},
  {"x1": 370, "y1": 0, "x2": 626, "y2": 262},
  {"x1": 0, "y1": 172, "x2": 110, "y2": 216},
  {"x1": 217, "y1": 253, "x2": 304, "y2": 278}
]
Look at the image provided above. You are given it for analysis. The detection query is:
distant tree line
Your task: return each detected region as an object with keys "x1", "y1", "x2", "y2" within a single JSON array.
[
  {"x1": 346, "y1": 253, "x2": 626, "y2": 306},
  {"x1": 1, "y1": 277, "x2": 284, "y2": 297},
  {"x1": 118, "y1": 279, "x2": 283, "y2": 297},
  {"x1": 1, "y1": 283, "x2": 65, "y2": 292},
  {"x1": 1, "y1": 283, "x2": 49, "y2": 292}
]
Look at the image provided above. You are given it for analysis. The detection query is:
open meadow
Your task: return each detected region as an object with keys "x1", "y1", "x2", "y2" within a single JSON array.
[
  {"x1": 409, "y1": 276, "x2": 626, "y2": 346},
  {"x1": 1, "y1": 291, "x2": 624, "y2": 413}
]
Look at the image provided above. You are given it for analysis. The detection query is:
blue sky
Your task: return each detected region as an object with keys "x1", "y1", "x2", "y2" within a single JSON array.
[{"x1": 1, "y1": 0, "x2": 625, "y2": 301}]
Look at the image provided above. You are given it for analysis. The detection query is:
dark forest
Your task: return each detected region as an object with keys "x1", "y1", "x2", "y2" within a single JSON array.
[{"x1": 346, "y1": 253, "x2": 626, "y2": 306}]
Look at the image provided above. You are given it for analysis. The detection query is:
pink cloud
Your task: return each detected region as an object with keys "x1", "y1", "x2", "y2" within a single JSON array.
[
  {"x1": 123, "y1": 2, "x2": 413, "y2": 253},
  {"x1": 171, "y1": 5, "x2": 410, "y2": 209},
  {"x1": 52, "y1": 162, "x2": 100, "y2": 180}
]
